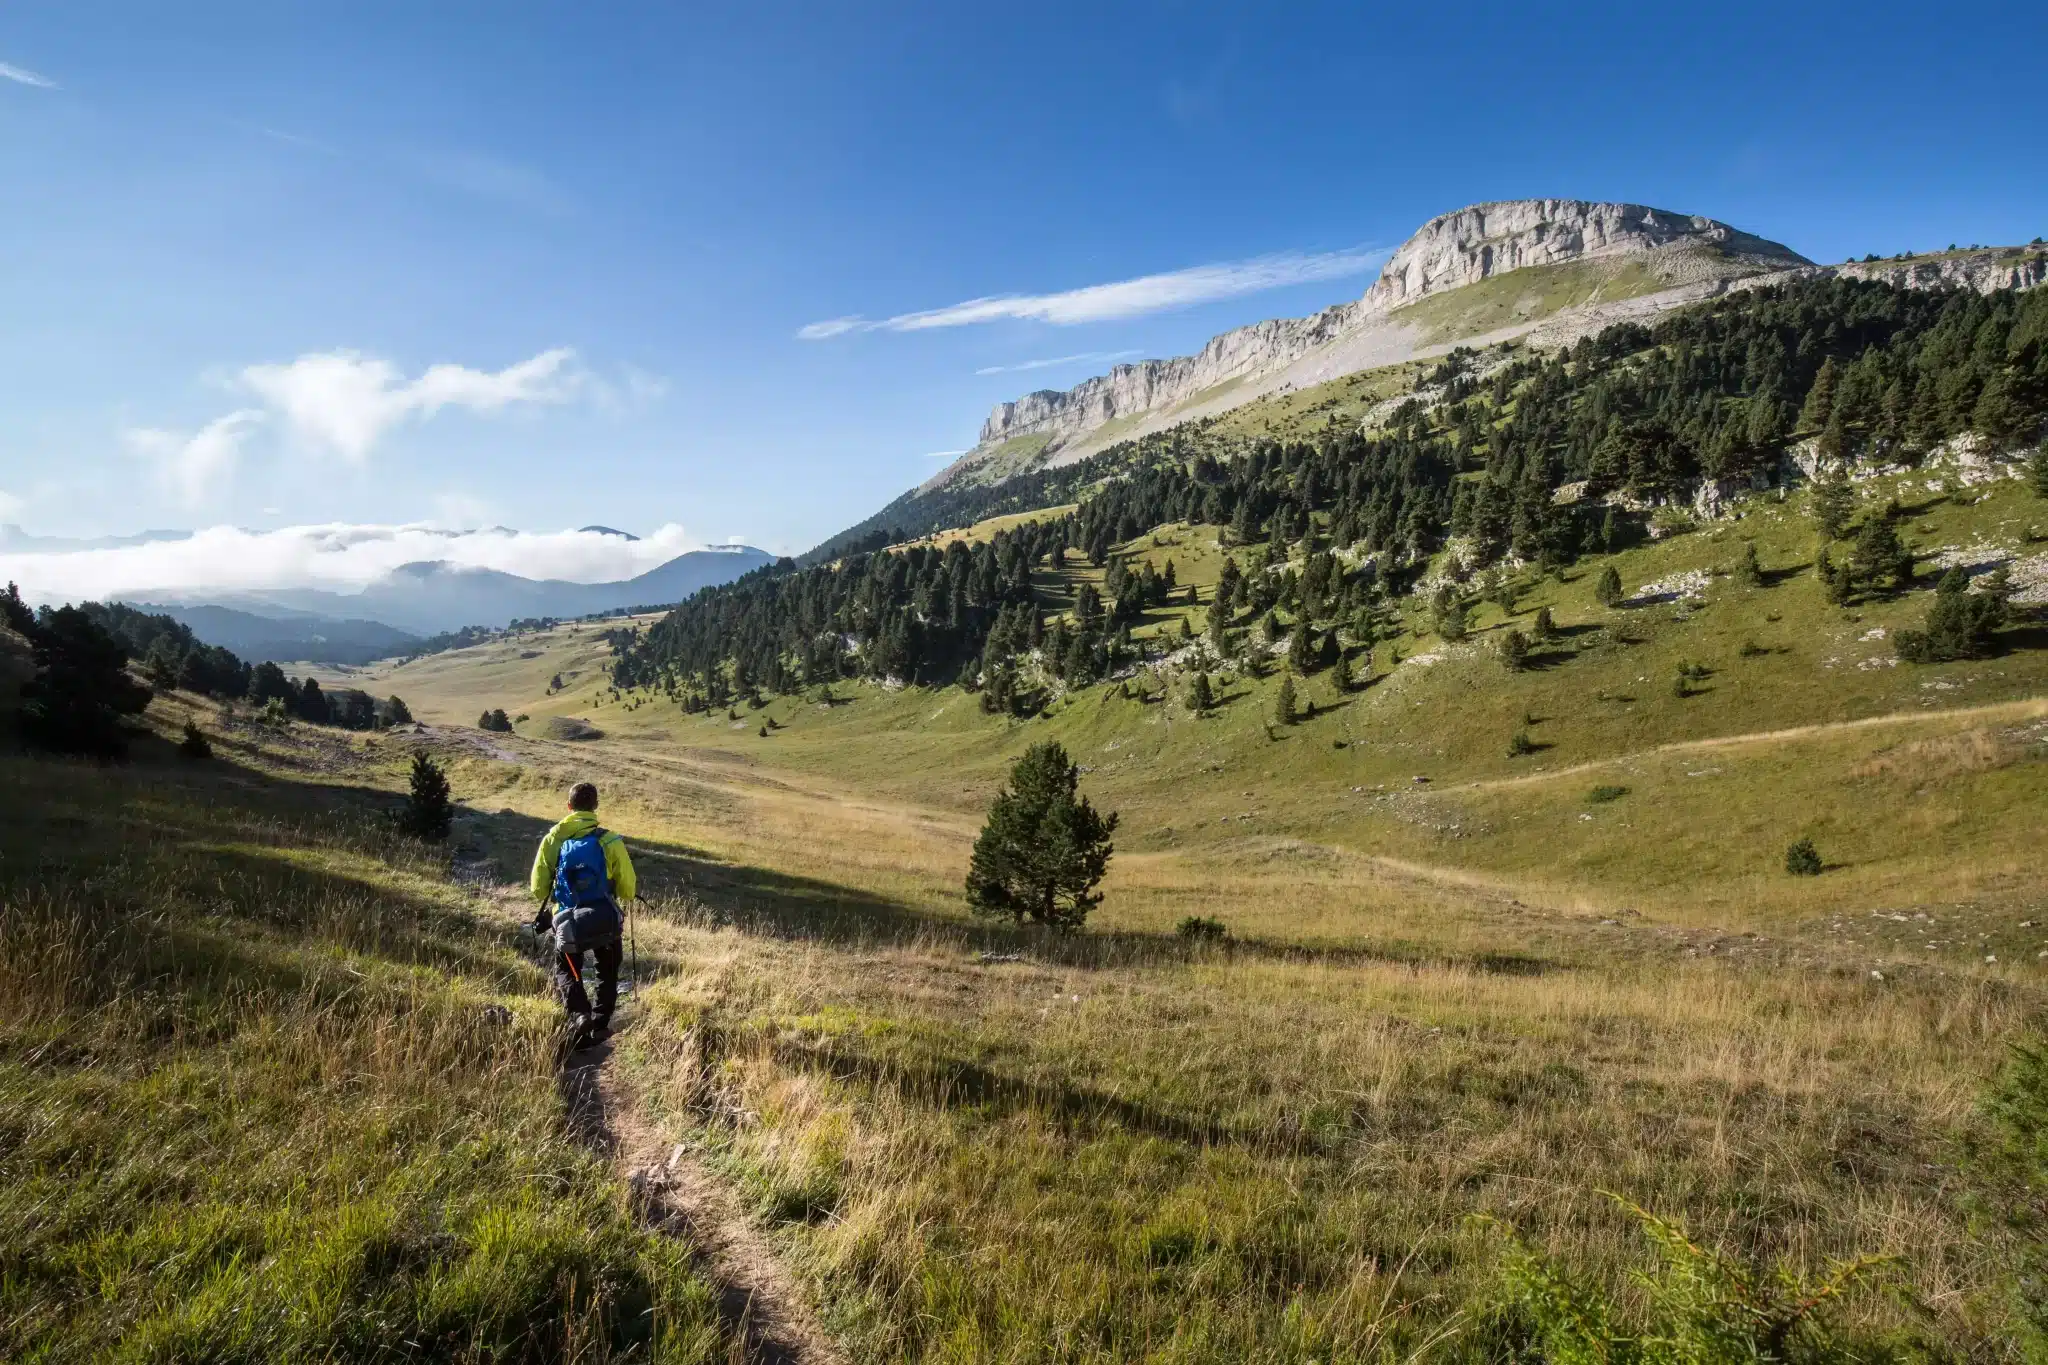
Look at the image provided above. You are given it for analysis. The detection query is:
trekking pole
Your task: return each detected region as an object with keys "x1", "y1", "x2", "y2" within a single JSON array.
[{"x1": 629, "y1": 897, "x2": 640, "y2": 1005}]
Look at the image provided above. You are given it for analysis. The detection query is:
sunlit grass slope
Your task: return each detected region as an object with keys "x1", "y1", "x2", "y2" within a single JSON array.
[
  {"x1": 236, "y1": 466, "x2": 2048, "y2": 1361},
  {"x1": 0, "y1": 691, "x2": 734, "y2": 1362}
]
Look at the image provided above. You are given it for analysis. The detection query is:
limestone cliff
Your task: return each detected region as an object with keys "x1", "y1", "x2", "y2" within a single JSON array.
[
  {"x1": 1829, "y1": 247, "x2": 2048, "y2": 294},
  {"x1": 946, "y1": 200, "x2": 1809, "y2": 487}
]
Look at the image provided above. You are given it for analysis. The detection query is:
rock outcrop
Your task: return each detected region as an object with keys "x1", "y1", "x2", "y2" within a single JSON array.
[
  {"x1": 1830, "y1": 247, "x2": 2048, "y2": 295},
  {"x1": 948, "y1": 200, "x2": 1808, "y2": 486},
  {"x1": 1356, "y1": 199, "x2": 1807, "y2": 313},
  {"x1": 938, "y1": 202, "x2": 2044, "y2": 493}
]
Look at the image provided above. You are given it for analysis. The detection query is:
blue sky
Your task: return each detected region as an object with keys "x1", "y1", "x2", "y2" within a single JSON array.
[{"x1": 2, "y1": 1, "x2": 2044, "y2": 562}]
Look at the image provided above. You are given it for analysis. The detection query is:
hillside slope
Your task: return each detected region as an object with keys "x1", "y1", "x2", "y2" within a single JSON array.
[{"x1": 280, "y1": 458, "x2": 2048, "y2": 1359}]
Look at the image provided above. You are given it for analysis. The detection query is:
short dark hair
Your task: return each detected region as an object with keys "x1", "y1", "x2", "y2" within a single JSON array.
[{"x1": 569, "y1": 782, "x2": 599, "y2": 811}]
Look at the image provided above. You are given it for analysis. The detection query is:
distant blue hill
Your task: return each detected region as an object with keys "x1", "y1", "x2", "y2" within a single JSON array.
[{"x1": 137, "y1": 545, "x2": 777, "y2": 657}]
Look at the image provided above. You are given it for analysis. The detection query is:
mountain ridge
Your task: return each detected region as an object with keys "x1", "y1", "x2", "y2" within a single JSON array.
[
  {"x1": 133, "y1": 544, "x2": 777, "y2": 654},
  {"x1": 927, "y1": 200, "x2": 2043, "y2": 501},
  {"x1": 941, "y1": 199, "x2": 1812, "y2": 488}
]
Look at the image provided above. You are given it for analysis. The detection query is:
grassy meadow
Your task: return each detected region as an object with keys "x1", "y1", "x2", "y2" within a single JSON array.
[
  {"x1": 0, "y1": 687, "x2": 739, "y2": 1362},
  {"x1": 8, "y1": 457, "x2": 2048, "y2": 1360}
]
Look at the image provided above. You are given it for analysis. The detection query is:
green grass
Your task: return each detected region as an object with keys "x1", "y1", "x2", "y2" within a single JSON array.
[
  {"x1": 1390, "y1": 258, "x2": 1677, "y2": 344},
  {"x1": 19, "y1": 455, "x2": 2046, "y2": 1360},
  {"x1": 0, "y1": 694, "x2": 735, "y2": 1362}
]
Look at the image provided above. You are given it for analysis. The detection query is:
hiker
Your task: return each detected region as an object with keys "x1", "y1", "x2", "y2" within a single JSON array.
[{"x1": 529, "y1": 782, "x2": 636, "y2": 1046}]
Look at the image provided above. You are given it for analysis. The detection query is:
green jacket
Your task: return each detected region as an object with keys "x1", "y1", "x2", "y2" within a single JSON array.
[{"x1": 529, "y1": 811, "x2": 637, "y2": 907}]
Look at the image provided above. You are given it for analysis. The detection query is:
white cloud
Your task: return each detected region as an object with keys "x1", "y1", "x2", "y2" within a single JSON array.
[
  {"x1": 0, "y1": 62, "x2": 57, "y2": 89},
  {"x1": 974, "y1": 350, "x2": 1143, "y2": 376},
  {"x1": 0, "y1": 522, "x2": 705, "y2": 604},
  {"x1": 0, "y1": 489, "x2": 23, "y2": 520},
  {"x1": 800, "y1": 247, "x2": 1386, "y2": 340},
  {"x1": 921, "y1": 448, "x2": 968, "y2": 459},
  {"x1": 125, "y1": 410, "x2": 265, "y2": 507},
  {"x1": 238, "y1": 348, "x2": 579, "y2": 460},
  {"x1": 797, "y1": 316, "x2": 865, "y2": 341}
]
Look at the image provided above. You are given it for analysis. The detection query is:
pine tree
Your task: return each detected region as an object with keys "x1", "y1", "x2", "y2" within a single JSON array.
[
  {"x1": 16, "y1": 606, "x2": 153, "y2": 758},
  {"x1": 1736, "y1": 542, "x2": 1763, "y2": 588},
  {"x1": 964, "y1": 742, "x2": 1118, "y2": 931},
  {"x1": 1273, "y1": 674, "x2": 1298, "y2": 725},
  {"x1": 381, "y1": 695, "x2": 414, "y2": 726},
  {"x1": 1811, "y1": 466, "x2": 1855, "y2": 541},
  {"x1": 1594, "y1": 566, "x2": 1624, "y2": 608},
  {"x1": 1187, "y1": 670, "x2": 1214, "y2": 715},
  {"x1": 1499, "y1": 629, "x2": 1530, "y2": 671},
  {"x1": 398, "y1": 752, "x2": 455, "y2": 841},
  {"x1": 1532, "y1": 605, "x2": 1557, "y2": 641},
  {"x1": 1332, "y1": 651, "x2": 1353, "y2": 692},
  {"x1": 1288, "y1": 622, "x2": 1313, "y2": 673},
  {"x1": 1798, "y1": 357, "x2": 1839, "y2": 434},
  {"x1": 2031, "y1": 443, "x2": 2048, "y2": 499},
  {"x1": 1849, "y1": 511, "x2": 1914, "y2": 593}
]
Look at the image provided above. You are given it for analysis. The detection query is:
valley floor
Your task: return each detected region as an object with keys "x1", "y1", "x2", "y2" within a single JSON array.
[{"x1": 13, "y1": 472, "x2": 2048, "y2": 1360}]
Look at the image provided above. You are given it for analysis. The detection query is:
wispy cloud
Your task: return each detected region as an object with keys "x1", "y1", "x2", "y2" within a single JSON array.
[
  {"x1": 797, "y1": 316, "x2": 866, "y2": 341},
  {"x1": 401, "y1": 149, "x2": 567, "y2": 213},
  {"x1": 125, "y1": 411, "x2": 266, "y2": 507},
  {"x1": 921, "y1": 448, "x2": 968, "y2": 459},
  {"x1": 975, "y1": 350, "x2": 1142, "y2": 376},
  {"x1": 799, "y1": 246, "x2": 1385, "y2": 341},
  {"x1": 0, "y1": 61, "x2": 57, "y2": 89},
  {"x1": 238, "y1": 348, "x2": 581, "y2": 461}
]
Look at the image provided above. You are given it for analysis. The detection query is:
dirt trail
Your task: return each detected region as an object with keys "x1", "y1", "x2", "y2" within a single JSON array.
[
  {"x1": 1442, "y1": 694, "x2": 2048, "y2": 795},
  {"x1": 472, "y1": 861, "x2": 841, "y2": 1365},
  {"x1": 560, "y1": 1044, "x2": 846, "y2": 1365}
]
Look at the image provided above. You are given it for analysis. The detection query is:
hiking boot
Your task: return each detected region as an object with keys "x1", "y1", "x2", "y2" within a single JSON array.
[{"x1": 584, "y1": 1017, "x2": 612, "y2": 1047}]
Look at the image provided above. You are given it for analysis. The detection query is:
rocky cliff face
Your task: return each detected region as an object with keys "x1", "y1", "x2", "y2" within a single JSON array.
[
  {"x1": 1356, "y1": 199, "x2": 1807, "y2": 312},
  {"x1": 960, "y1": 200, "x2": 1807, "y2": 477},
  {"x1": 944, "y1": 202, "x2": 2043, "y2": 493},
  {"x1": 1830, "y1": 247, "x2": 2048, "y2": 294}
]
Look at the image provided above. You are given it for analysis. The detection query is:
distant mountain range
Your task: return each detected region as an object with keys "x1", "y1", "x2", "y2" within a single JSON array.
[
  {"x1": 128, "y1": 545, "x2": 776, "y2": 660},
  {"x1": 0, "y1": 524, "x2": 192, "y2": 552}
]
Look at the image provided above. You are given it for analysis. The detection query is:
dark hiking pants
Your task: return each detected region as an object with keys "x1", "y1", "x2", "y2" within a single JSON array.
[{"x1": 552, "y1": 938, "x2": 622, "y2": 1023}]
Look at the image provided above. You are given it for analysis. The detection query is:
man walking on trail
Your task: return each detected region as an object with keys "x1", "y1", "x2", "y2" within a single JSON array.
[{"x1": 530, "y1": 782, "x2": 636, "y2": 1047}]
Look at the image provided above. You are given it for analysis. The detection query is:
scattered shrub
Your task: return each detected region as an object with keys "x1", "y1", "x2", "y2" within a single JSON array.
[
  {"x1": 1176, "y1": 916, "x2": 1228, "y2": 943},
  {"x1": 1786, "y1": 838, "x2": 1823, "y2": 876},
  {"x1": 1485, "y1": 1198, "x2": 1891, "y2": 1362},
  {"x1": 1966, "y1": 1038, "x2": 2048, "y2": 1351},
  {"x1": 1507, "y1": 730, "x2": 1537, "y2": 758},
  {"x1": 1897, "y1": 567, "x2": 2009, "y2": 662},
  {"x1": 177, "y1": 722, "x2": 213, "y2": 760},
  {"x1": 1587, "y1": 785, "x2": 1629, "y2": 803}
]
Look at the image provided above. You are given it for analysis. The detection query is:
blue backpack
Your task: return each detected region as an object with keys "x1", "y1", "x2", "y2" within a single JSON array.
[{"x1": 551, "y1": 828, "x2": 622, "y2": 951}]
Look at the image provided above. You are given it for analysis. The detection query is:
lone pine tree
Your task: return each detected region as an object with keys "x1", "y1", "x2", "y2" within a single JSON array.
[
  {"x1": 1594, "y1": 566, "x2": 1624, "y2": 608},
  {"x1": 1273, "y1": 674, "x2": 1298, "y2": 725},
  {"x1": 398, "y1": 752, "x2": 455, "y2": 842},
  {"x1": 965, "y1": 742, "x2": 1118, "y2": 931}
]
